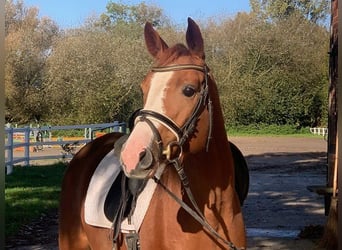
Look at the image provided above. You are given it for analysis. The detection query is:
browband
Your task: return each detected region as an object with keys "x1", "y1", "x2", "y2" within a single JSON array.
[{"x1": 151, "y1": 64, "x2": 205, "y2": 73}]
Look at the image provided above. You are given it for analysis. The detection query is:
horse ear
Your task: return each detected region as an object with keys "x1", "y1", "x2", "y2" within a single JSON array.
[
  {"x1": 186, "y1": 18, "x2": 205, "y2": 59},
  {"x1": 144, "y1": 22, "x2": 169, "y2": 59}
]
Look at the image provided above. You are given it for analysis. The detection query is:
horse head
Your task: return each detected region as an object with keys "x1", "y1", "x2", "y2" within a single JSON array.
[{"x1": 120, "y1": 18, "x2": 212, "y2": 179}]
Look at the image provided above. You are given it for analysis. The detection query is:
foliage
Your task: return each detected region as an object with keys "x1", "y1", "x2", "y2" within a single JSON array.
[
  {"x1": 250, "y1": 0, "x2": 330, "y2": 26},
  {"x1": 44, "y1": 26, "x2": 147, "y2": 124},
  {"x1": 5, "y1": 163, "x2": 66, "y2": 237},
  {"x1": 5, "y1": 1, "x2": 329, "y2": 128},
  {"x1": 97, "y1": 1, "x2": 170, "y2": 28},
  {"x1": 203, "y1": 12, "x2": 329, "y2": 127},
  {"x1": 41, "y1": 0, "x2": 173, "y2": 124},
  {"x1": 5, "y1": 0, "x2": 59, "y2": 123}
]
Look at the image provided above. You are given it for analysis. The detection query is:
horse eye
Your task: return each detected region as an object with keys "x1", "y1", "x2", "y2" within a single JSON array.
[{"x1": 182, "y1": 85, "x2": 196, "y2": 97}]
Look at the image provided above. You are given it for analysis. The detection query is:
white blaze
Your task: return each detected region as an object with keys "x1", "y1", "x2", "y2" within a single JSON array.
[
  {"x1": 144, "y1": 71, "x2": 174, "y2": 112},
  {"x1": 120, "y1": 71, "x2": 174, "y2": 173}
]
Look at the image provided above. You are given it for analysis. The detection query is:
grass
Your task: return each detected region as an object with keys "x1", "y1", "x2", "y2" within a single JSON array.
[
  {"x1": 5, "y1": 163, "x2": 66, "y2": 238},
  {"x1": 227, "y1": 124, "x2": 321, "y2": 137}
]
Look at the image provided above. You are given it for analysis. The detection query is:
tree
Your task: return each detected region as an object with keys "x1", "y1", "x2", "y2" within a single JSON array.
[
  {"x1": 96, "y1": 1, "x2": 170, "y2": 29},
  {"x1": 5, "y1": 0, "x2": 59, "y2": 123},
  {"x1": 44, "y1": 25, "x2": 150, "y2": 124},
  {"x1": 43, "y1": 3, "x2": 171, "y2": 125},
  {"x1": 250, "y1": 0, "x2": 330, "y2": 26},
  {"x1": 203, "y1": 12, "x2": 328, "y2": 127},
  {"x1": 5, "y1": 1, "x2": 329, "y2": 128}
]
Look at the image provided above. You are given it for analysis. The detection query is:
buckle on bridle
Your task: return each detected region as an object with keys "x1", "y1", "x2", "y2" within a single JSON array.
[{"x1": 162, "y1": 141, "x2": 183, "y2": 161}]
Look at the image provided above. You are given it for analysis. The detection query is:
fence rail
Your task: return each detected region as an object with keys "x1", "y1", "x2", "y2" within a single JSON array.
[
  {"x1": 309, "y1": 127, "x2": 328, "y2": 137},
  {"x1": 5, "y1": 122, "x2": 126, "y2": 174}
]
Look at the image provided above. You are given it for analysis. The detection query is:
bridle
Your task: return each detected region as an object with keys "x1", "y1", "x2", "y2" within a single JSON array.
[
  {"x1": 132, "y1": 64, "x2": 213, "y2": 162},
  {"x1": 125, "y1": 64, "x2": 243, "y2": 250}
]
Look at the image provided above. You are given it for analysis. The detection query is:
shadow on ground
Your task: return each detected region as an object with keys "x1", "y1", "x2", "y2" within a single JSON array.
[
  {"x1": 6, "y1": 149, "x2": 328, "y2": 249},
  {"x1": 242, "y1": 151, "x2": 327, "y2": 249}
]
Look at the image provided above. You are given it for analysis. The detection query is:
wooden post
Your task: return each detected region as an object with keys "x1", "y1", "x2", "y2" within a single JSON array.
[
  {"x1": 336, "y1": 0, "x2": 341, "y2": 248},
  {"x1": 319, "y1": 2, "x2": 339, "y2": 249},
  {"x1": 326, "y1": 0, "x2": 338, "y2": 215}
]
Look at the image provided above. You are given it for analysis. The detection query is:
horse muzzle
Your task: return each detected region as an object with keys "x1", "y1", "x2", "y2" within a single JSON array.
[
  {"x1": 115, "y1": 131, "x2": 162, "y2": 179},
  {"x1": 122, "y1": 146, "x2": 158, "y2": 179}
]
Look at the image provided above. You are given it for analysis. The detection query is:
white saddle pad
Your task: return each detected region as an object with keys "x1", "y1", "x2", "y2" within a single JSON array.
[{"x1": 84, "y1": 149, "x2": 160, "y2": 232}]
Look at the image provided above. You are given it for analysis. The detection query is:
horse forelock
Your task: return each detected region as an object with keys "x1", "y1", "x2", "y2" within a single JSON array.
[{"x1": 156, "y1": 43, "x2": 194, "y2": 66}]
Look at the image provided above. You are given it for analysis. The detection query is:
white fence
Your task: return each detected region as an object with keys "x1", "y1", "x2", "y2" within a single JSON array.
[
  {"x1": 309, "y1": 127, "x2": 328, "y2": 137},
  {"x1": 5, "y1": 122, "x2": 126, "y2": 174}
]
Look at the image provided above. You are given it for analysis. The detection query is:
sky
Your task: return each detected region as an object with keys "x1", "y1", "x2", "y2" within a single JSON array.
[{"x1": 23, "y1": 0, "x2": 251, "y2": 28}]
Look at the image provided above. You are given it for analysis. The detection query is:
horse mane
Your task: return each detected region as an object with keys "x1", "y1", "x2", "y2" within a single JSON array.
[{"x1": 156, "y1": 43, "x2": 192, "y2": 66}]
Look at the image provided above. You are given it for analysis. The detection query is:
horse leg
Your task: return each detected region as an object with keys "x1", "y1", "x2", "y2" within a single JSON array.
[
  {"x1": 58, "y1": 167, "x2": 90, "y2": 250},
  {"x1": 225, "y1": 187, "x2": 247, "y2": 248},
  {"x1": 82, "y1": 220, "x2": 116, "y2": 250}
]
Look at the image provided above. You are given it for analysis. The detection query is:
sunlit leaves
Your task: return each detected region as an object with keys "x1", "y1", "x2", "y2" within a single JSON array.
[
  {"x1": 5, "y1": 0, "x2": 59, "y2": 123},
  {"x1": 5, "y1": 1, "x2": 329, "y2": 127}
]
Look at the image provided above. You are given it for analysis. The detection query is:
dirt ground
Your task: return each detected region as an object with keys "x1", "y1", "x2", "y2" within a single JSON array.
[
  {"x1": 229, "y1": 136, "x2": 327, "y2": 249},
  {"x1": 6, "y1": 136, "x2": 328, "y2": 249}
]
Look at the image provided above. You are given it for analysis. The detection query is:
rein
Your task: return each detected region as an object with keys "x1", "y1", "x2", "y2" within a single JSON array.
[
  {"x1": 124, "y1": 64, "x2": 243, "y2": 250},
  {"x1": 153, "y1": 159, "x2": 242, "y2": 250}
]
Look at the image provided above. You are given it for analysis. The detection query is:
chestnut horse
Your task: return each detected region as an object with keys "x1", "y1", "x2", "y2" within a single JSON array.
[{"x1": 59, "y1": 18, "x2": 247, "y2": 250}]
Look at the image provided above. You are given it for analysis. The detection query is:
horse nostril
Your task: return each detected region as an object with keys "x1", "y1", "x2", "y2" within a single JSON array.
[
  {"x1": 139, "y1": 150, "x2": 147, "y2": 161},
  {"x1": 138, "y1": 148, "x2": 154, "y2": 170}
]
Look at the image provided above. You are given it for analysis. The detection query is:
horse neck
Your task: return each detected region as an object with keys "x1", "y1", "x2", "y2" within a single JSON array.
[
  {"x1": 182, "y1": 77, "x2": 232, "y2": 185},
  {"x1": 208, "y1": 78, "x2": 231, "y2": 152}
]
